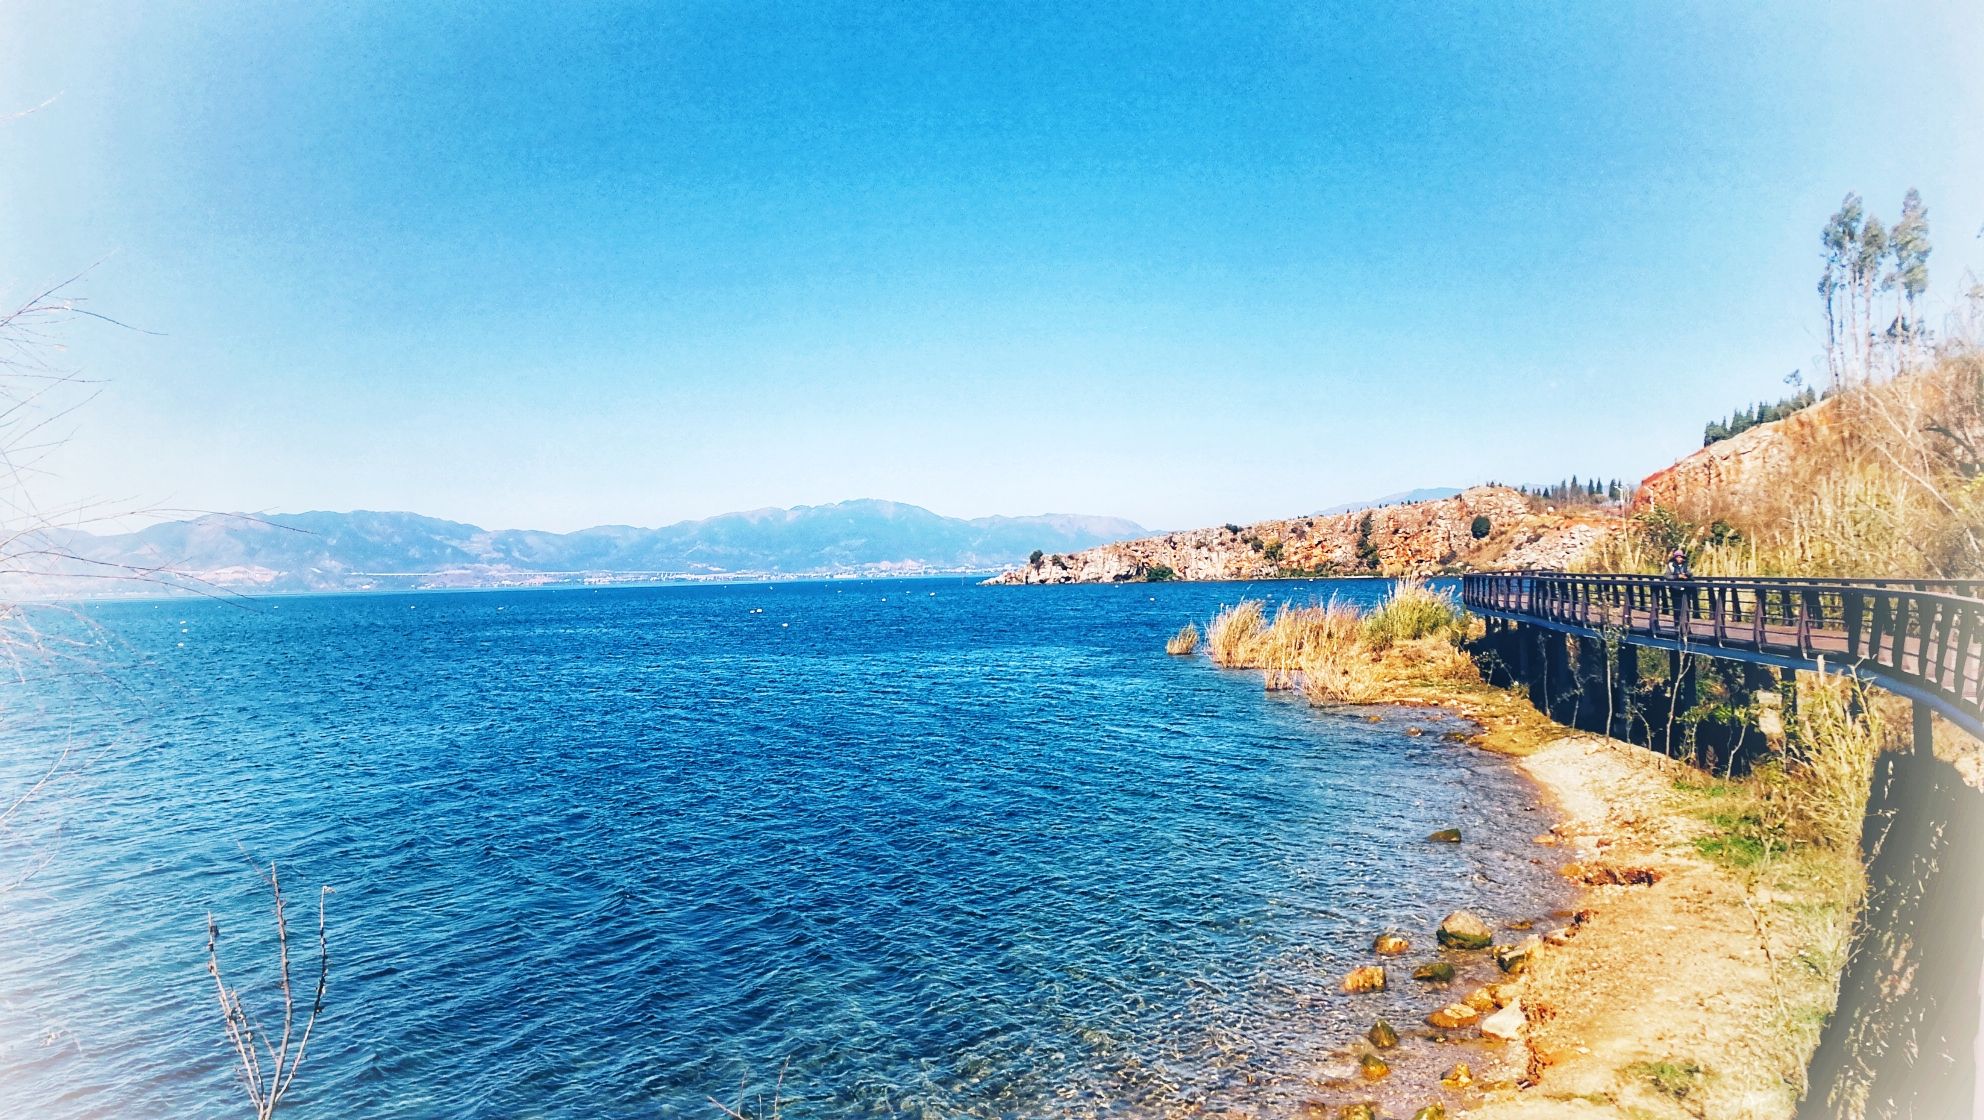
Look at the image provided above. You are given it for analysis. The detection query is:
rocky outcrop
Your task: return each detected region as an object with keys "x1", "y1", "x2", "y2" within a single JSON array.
[
  {"x1": 1634, "y1": 396, "x2": 1845, "y2": 516},
  {"x1": 984, "y1": 486, "x2": 1620, "y2": 584}
]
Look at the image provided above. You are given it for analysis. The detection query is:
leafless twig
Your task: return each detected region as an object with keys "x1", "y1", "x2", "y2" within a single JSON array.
[
  {"x1": 708, "y1": 1057, "x2": 789, "y2": 1120},
  {"x1": 206, "y1": 852, "x2": 331, "y2": 1119}
]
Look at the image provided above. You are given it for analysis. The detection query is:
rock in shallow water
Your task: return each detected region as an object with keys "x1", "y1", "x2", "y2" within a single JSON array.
[
  {"x1": 1437, "y1": 910, "x2": 1494, "y2": 950},
  {"x1": 1372, "y1": 932, "x2": 1411, "y2": 955},
  {"x1": 1440, "y1": 1062, "x2": 1473, "y2": 1088},
  {"x1": 1367, "y1": 1018, "x2": 1399, "y2": 1048},
  {"x1": 1495, "y1": 934, "x2": 1543, "y2": 974},
  {"x1": 1358, "y1": 1052, "x2": 1391, "y2": 1080},
  {"x1": 1340, "y1": 1105, "x2": 1378, "y2": 1120},
  {"x1": 1426, "y1": 1002, "x2": 1480, "y2": 1029},
  {"x1": 1341, "y1": 965, "x2": 1387, "y2": 993},
  {"x1": 1426, "y1": 827, "x2": 1462, "y2": 842},
  {"x1": 1412, "y1": 960, "x2": 1456, "y2": 983},
  {"x1": 1411, "y1": 1105, "x2": 1448, "y2": 1120}
]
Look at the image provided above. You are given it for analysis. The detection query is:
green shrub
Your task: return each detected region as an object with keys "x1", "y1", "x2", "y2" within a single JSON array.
[
  {"x1": 1470, "y1": 515, "x2": 1491, "y2": 539},
  {"x1": 1633, "y1": 506, "x2": 1692, "y2": 555},
  {"x1": 1361, "y1": 579, "x2": 1470, "y2": 649},
  {"x1": 1029, "y1": 549, "x2": 1044, "y2": 566},
  {"x1": 1262, "y1": 540, "x2": 1284, "y2": 562},
  {"x1": 1145, "y1": 564, "x2": 1176, "y2": 582}
]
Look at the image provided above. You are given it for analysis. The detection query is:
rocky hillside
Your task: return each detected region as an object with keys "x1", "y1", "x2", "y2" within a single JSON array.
[
  {"x1": 1634, "y1": 395, "x2": 1843, "y2": 516},
  {"x1": 984, "y1": 486, "x2": 1619, "y2": 584}
]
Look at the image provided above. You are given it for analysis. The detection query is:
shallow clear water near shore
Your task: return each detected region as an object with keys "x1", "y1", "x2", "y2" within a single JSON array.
[{"x1": 0, "y1": 578, "x2": 1567, "y2": 1118}]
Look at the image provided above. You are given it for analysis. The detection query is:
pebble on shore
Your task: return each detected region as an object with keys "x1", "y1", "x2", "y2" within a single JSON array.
[
  {"x1": 1481, "y1": 1000, "x2": 1525, "y2": 1041},
  {"x1": 1372, "y1": 933, "x2": 1411, "y2": 955},
  {"x1": 1357, "y1": 1053, "x2": 1390, "y2": 1080},
  {"x1": 1367, "y1": 1019, "x2": 1399, "y2": 1048},
  {"x1": 1412, "y1": 961, "x2": 1456, "y2": 983}
]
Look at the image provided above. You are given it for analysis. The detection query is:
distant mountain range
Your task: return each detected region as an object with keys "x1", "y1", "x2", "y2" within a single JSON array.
[
  {"x1": 1314, "y1": 488, "x2": 1462, "y2": 516},
  {"x1": 26, "y1": 501, "x2": 1151, "y2": 595}
]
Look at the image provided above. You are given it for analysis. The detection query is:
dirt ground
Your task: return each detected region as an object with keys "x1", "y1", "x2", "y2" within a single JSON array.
[{"x1": 1455, "y1": 735, "x2": 1844, "y2": 1120}]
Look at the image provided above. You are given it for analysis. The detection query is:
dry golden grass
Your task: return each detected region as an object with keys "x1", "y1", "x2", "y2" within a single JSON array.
[
  {"x1": 1193, "y1": 588, "x2": 1481, "y2": 709},
  {"x1": 1164, "y1": 623, "x2": 1199, "y2": 656},
  {"x1": 1590, "y1": 352, "x2": 1984, "y2": 580},
  {"x1": 1298, "y1": 642, "x2": 1383, "y2": 703},
  {"x1": 1204, "y1": 600, "x2": 1264, "y2": 666}
]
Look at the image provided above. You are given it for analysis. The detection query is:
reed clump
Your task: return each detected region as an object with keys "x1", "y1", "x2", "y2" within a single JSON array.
[
  {"x1": 1191, "y1": 582, "x2": 1475, "y2": 704},
  {"x1": 1205, "y1": 599, "x2": 1265, "y2": 666},
  {"x1": 1165, "y1": 623, "x2": 1199, "y2": 656},
  {"x1": 1359, "y1": 579, "x2": 1470, "y2": 650}
]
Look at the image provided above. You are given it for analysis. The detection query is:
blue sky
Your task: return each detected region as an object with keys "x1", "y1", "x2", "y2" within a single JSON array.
[{"x1": 3, "y1": 1, "x2": 1981, "y2": 532}]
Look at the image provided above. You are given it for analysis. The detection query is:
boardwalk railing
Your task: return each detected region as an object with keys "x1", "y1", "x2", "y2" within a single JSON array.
[{"x1": 1461, "y1": 572, "x2": 1984, "y2": 740}]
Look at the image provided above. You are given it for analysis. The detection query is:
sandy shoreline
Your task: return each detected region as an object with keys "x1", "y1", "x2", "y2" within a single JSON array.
[{"x1": 1460, "y1": 734, "x2": 1850, "y2": 1119}]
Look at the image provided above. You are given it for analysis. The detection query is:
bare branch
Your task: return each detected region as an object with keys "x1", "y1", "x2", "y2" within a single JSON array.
[{"x1": 208, "y1": 852, "x2": 331, "y2": 1119}]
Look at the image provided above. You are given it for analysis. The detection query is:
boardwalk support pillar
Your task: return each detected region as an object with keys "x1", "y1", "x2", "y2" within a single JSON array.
[{"x1": 1612, "y1": 640, "x2": 1638, "y2": 741}]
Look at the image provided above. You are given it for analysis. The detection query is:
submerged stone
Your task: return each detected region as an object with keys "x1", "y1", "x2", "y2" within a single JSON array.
[
  {"x1": 1358, "y1": 1052, "x2": 1391, "y2": 1080},
  {"x1": 1412, "y1": 1105, "x2": 1448, "y2": 1120},
  {"x1": 1440, "y1": 1062, "x2": 1473, "y2": 1088},
  {"x1": 1372, "y1": 932, "x2": 1411, "y2": 955},
  {"x1": 1367, "y1": 1018, "x2": 1399, "y2": 1048},
  {"x1": 1437, "y1": 910, "x2": 1494, "y2": 950},
  {"x1": 1340, "y1": 1105, "x2": 1378, "y2": 1120},
  {"x1": 1427, "y1": 827, "x2": 1462, "y2": 843},
  {"x1": 1426, "y1": 1002, "x2": 1479, "y2": 1029},
  {"x1": 1412, "y1": 961, "x2": 1456, "y2": 983},
  {"x1": 1341, "y1": 965, "x2": 1387, "y2": 993},
  {"x1": 1495, "y1": 934, "x2": 1543, "y2": 974}
]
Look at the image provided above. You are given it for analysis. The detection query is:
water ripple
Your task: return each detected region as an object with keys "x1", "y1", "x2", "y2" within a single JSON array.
[{"x1": 0, "y1": 579, "x2": 1567, "y2": 1118}]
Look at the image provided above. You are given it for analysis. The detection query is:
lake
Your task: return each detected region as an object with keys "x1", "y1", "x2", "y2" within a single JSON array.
[{"x1": 0, "y1": 577, "x2": 1565, "y2": 1118}]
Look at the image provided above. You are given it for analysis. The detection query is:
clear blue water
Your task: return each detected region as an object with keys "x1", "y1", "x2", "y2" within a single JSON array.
[{"x1": 0, "y1": 578, "x2": 1565, "y2": 1118}]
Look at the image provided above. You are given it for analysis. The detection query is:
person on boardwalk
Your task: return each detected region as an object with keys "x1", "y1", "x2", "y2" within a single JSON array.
[{"x1": 1665, "y1": 547, "x2": 1692, "y2": 579}]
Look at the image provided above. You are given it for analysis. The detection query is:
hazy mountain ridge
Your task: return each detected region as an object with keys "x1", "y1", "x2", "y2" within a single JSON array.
[
  {"x1": 31, "y1": 501, "x2": 1150, "y2": 595},
  {"x1": 1313, "y1": 488, "x2": 1462, "y2": 516}
]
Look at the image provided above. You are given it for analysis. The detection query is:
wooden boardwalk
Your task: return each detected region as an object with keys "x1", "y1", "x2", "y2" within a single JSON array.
[{"x1": 1461, "y1": 572, "x2": 1984, "y2": 740}]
